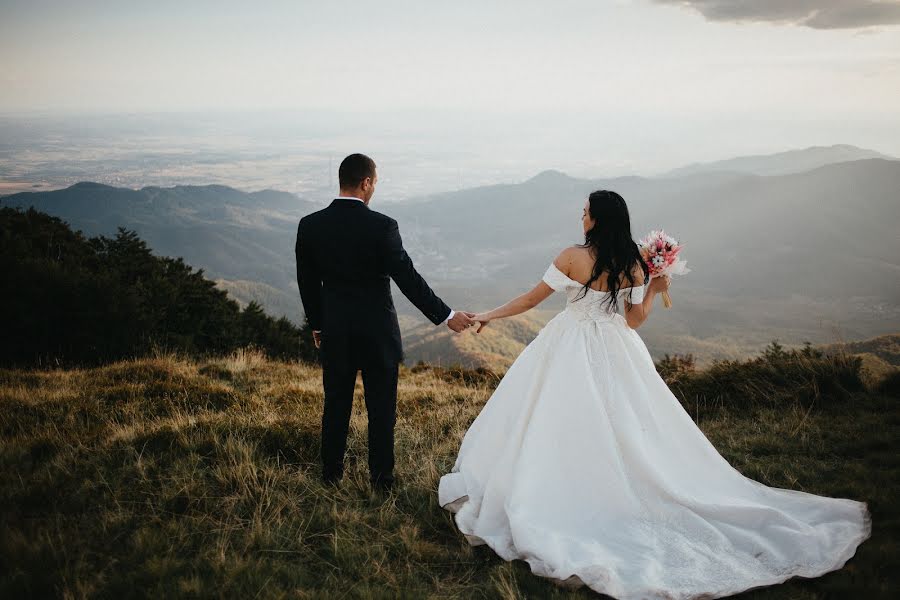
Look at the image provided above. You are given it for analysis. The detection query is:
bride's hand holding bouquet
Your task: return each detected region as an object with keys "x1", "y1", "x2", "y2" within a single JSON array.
[
  {"x1": 638, "y1": 229, "x2": 690, "y2": 308},
  {"x1": 649, "y1": 272, "x2": 672, "y2": 300}
]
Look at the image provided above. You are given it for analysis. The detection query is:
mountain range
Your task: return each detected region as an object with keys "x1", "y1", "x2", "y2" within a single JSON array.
[
  {"x1": 3, "y1": 144, "x2": 898, "y2": 367},
  {"x1": 656, "y1": 143, "x2": 894, "y2": 178}
]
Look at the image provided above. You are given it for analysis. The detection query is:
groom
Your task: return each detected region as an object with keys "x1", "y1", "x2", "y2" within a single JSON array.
[{"x1": 295, "y1": 153, "x2": 476, "y2": 491}]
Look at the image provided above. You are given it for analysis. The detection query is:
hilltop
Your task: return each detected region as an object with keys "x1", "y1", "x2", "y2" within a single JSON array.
[
  {"x1": 657, "y1": 144, "x2": 895, "y2": 178},
  {"x1": 1, "y1": 344, "x2": 896, "y2": 597}
]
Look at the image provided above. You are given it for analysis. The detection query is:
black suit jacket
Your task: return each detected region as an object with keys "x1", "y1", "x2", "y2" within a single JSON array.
[{"x1": 295, "y1": 198, "x2": 451, "y2": 368}]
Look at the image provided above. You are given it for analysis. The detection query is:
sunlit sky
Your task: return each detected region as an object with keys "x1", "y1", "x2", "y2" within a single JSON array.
[{"x1": 2, "y1": 0, "x2": 899, "y2": 177}]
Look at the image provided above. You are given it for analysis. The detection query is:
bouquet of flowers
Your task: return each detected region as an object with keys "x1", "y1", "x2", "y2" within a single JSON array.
[{"x1": 637, "y1": 229, "x2": 690, "y2": 308}]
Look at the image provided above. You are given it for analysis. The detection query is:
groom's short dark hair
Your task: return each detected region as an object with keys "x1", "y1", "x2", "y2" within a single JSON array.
[{"x1": 339, "y1": 153, "x2": 376, "y2": 189}]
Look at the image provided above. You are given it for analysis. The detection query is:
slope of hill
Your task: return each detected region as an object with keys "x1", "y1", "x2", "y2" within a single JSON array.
[
  {"x1": 818, "y1": 333, "x2": 900, "y2": 389},
  {"x1": 401, "y1": 312, "x2": 552, "y2": 370},
  {"x1": 658, "y1": 144, "x2": 895, "y2": 178},
  {"x1": 0, "y1": 206, "x2": 314, "y2": 366},
  {"x1": 213, "y1": 278, "x2": 302, "y2": 323},
  {"x1": 0, "y1": 347, "x2": 894, "y2": 597},
  {"x1": 0, "y1": 182, "x2": 321, "y2": 295},
  {"x1": 819, "y1": 333, "x2": 900, "y2": 366}
]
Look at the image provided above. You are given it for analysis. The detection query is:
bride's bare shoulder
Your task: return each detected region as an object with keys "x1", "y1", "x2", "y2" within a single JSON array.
[{"x1": 553, "y1": 246, "x2": 588, "y2": 273}]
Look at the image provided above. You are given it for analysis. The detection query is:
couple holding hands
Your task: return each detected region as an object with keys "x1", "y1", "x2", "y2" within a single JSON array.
[{"x1": 296, "y1": 153, "x2": 869, "y2": 599}]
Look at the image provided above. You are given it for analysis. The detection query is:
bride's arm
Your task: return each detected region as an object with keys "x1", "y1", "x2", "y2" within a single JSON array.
[
  {"x1": 473, "y1": 282, "x2": 555, "y2": 332},
  {"x1": 474, "y1": 248, "x2": 578, "y2": 332},
  {"x1": 623, "y1": 271, "x2": 670, "y2": 329}
]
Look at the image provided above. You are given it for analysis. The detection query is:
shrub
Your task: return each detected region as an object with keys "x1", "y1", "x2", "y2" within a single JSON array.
[{"x1": 660, "y1": 340, "x2": 864, "y2": 412}]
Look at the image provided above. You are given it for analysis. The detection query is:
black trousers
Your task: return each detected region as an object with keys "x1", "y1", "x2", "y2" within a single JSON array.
[{"x1": 320, "y1": 361, "x2": 399, "y2": 485}]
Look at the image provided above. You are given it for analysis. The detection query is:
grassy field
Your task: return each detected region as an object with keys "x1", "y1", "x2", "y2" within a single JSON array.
[{"x1": 1, "y1": 346, "x2": 897, "y2": 599}]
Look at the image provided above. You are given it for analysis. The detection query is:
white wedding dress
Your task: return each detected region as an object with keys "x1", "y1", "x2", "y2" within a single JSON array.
[{"x1": 438, "y1": 262, "x2": 872, "y2": 600}]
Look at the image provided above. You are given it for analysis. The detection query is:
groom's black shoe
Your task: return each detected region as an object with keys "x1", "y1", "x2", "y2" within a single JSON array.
[
  {"x1": 371, "y1": 475, "x2": 396, "y2": 493},
  {"x1": 322, "y1": 468, "x2": 343, "y2": 488}
]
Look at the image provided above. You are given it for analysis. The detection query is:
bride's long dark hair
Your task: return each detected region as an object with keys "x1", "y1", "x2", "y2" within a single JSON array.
[{"x1": 575, "y1": 190, "x2": 649, "y2": 313}]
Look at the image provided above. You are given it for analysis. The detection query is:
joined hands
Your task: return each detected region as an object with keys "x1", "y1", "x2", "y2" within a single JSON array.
[
  {"x1": 446, "y1": 311, "x2": 491, "y2": 334},
  {"x1": 447, "y1": 311, "x2": 478, "y2": 333}
]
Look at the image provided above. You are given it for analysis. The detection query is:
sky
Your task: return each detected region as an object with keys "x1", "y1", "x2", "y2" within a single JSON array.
[{"x1": 1, "y1": 0, "x2": 899, "y2": 178}]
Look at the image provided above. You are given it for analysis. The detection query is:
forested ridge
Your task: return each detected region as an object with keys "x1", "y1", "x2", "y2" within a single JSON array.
[{"x1": 0, "y1": 206, "x2": 317, "y2": 367}]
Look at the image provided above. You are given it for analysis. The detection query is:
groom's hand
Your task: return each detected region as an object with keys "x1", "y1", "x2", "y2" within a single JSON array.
[
  {"x1": 447, "y1": 311, "x2": 477, "y2": 333},
  {"x1": 312, "y1": 330, "x2": 322, "y2": 349}
]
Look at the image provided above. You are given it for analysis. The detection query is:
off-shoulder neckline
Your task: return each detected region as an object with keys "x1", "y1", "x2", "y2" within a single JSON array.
[{"x1": 548, "y1": 262, "x2": 645, "y2": 294}]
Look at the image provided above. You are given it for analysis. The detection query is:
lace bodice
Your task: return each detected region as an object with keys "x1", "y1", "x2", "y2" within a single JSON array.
[{"x1": 542, "y1": 262, "x2": 647, "y2": 321}]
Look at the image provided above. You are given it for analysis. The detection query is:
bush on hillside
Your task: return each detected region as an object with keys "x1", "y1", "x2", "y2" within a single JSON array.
[{"x1": 657, "y1": 340, "x2": 864, "y2": 412}]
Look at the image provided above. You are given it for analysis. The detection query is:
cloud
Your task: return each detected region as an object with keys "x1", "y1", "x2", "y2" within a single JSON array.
[{"x1": 652, "y1": 0, "x2": 900, "y2": 29}]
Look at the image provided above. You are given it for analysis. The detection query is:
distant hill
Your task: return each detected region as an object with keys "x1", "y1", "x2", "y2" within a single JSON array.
[
  {"x1": 213, "y1": 278, "x2": 302, "y2": 323},
  {"x1": 0, "y1": 182, "x2": 318, "y2": 230},
  {"x1": 658, "y1": 144, "x2": 895, "y2": 178},
  {"x1": 819, "y1": 333, "x2": 900, "y2": 366},
  {"x1": 389, "y1": 158, "x2": 900, "y2": 360},
  {"x1": 816, "y1": 333, "x2": 900, "y2": 390},
  {"x1": 402, "y1": 312, "x2": 551, "y2": 370},
  {"x1": 390, "y1": 158, "x2": 900, "y2": 301}
]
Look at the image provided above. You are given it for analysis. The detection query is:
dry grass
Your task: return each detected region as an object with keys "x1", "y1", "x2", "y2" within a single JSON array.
[{"x1": 0, "y1": 348, "x2": 896, "y2": 599}]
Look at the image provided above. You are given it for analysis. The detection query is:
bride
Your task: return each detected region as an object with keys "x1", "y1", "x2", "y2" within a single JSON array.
[{"x1": 437, "y1": 190, "x2": 872, "y2": 599}]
